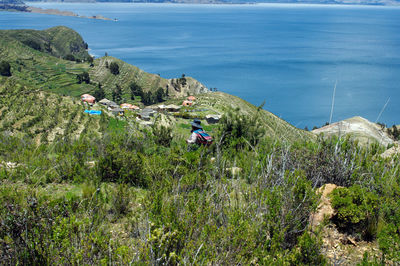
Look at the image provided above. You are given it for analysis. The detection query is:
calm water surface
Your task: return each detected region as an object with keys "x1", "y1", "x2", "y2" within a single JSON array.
[{"x1": 1, "y1": 3, "x2": 400, "y2": 128}]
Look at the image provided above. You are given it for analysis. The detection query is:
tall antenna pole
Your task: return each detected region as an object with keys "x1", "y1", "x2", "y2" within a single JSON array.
[
  {"x1": 329, "y1": 80, "x2": 337, "y2": 124},
  {"x1": 375, "y1": 97, "x2": 390, "y2": 123}
]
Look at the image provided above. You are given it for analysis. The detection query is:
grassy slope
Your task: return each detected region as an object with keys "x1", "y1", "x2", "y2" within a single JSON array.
[
  {"x1": 2, "y1": 26, "x2": 90, "y2": 60},
  {"x1": 0, "y1": 29, "x2": 95, "y2": 96},
  {"x1": 90, "y1": 56, "x2": 170, "y2": 100},
  {"x1": 89, "y1": 56, "x2": 208, "y2": 100},
  {"x1": 0, "y1": 77, "x2": 105, "y2": 143},
  {"x1": 156, "y1": 92, "x2": 314, "y2": 142}
]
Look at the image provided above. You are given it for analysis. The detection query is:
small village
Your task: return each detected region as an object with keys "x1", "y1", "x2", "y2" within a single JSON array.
[{"x1": 81, "y1": 93, "x2": 222, "y2": 127}]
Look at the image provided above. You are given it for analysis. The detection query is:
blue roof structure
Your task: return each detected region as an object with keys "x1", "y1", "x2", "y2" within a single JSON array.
[{"x1": 84, "y1": 110, "x2": 102, "y2": 115}]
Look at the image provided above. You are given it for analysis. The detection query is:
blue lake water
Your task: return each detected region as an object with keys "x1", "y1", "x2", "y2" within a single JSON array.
[{"x1": 1, "y1": 3, "x2": 400, "y2": 128}]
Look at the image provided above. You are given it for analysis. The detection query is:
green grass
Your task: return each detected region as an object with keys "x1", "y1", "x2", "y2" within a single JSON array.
[{"x1": 108, "y1": 118, "x2": 127, "y2": 131}]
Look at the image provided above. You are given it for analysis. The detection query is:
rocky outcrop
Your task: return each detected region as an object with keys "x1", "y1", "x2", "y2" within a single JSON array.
[
  {"x1": 312, "y1": 116, "x2": 394, "y2": 147},
  {"x1": 167, "y1": 77, "x2": 208, "y2": 98},
  {"x1": 381, "y1": 143, "x2": 400, "y2": 159}
]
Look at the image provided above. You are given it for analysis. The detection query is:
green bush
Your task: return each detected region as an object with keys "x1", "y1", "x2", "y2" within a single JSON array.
[
  {"x1": 76, "y1": 72, "x2": 90, "y2": 84},
  {"x1": 109, "y1": 183, "x2": 131, "y2": 219},
  {"x1": 97, "y1": 142, "x2": 147, "y2": 187},
  {"x1": 291, "y1": 231, "x2": 327, "y2": 265},
  {"x1": 330, "y1": 185, "x2": 379, "y2": 240},
  {"x1": 63, "y1": 54, "x2": 76, "y2": 61},
  {"x1": 217, "y1": 107, "x2": 265, "y2": 150},
  {"x1": 109, "y1": 62, "x2": 120, "y2": 75},
  {"x1": 0, "y1": 61, "x2": 11, "y2": 77},
  {"x1": 152, "y1": 124, "x2": 172, "y2": 147}
]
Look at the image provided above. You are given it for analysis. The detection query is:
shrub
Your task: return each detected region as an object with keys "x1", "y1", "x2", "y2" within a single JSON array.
[
  {"x1": 217, "y1": 106, "x2": 265, "y2": 150},
  {"x1": 76, "y1": 72, "x2": 90, "y2": 84},
  {"x1": 97, "y1": 143, "x2": 147, "y2": 187},
  {"x1": 109, "y1": 62, "x2": 119, "y2": 75},
  {"x1": 109, "y1": 183, "x2": 131, "y2": 219},
  {"x1": 290, "y1": 231, "x2": 327, "y2": 265},
  {"x1": 330, "y1": 185, "x2": 379, "y2": 240},
  {"x1": 147, "y1": 223, "x2": 182, "y2": 264},
  {"x1": 22, "y1": 39, "x2": 41, "y2": 51},
  {"x1": 152, "y1": 124, "x2": 172, "y2": 147},
  {"x1": 0, "y1": 61, "x2": 11, "y2": 77},
  {"x1": 64, "y1": 54, "x2": 76, "y2": 61}
]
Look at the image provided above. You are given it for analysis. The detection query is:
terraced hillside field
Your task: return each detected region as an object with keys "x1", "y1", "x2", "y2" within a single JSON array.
[{"x1": 0, "y1": 78, "x2": 106, "y2": 143}]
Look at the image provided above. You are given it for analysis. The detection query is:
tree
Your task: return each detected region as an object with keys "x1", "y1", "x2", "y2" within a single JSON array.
[
  {"x1": 0, "y1": 61, "x2": 11, "y2": 77},
  {"x1": 93, "y1": 83, "x2": 105, "y2": 100},
  {"x1": 112, "y1": 84, "x2": 122, "y2": 104},
  {"x1": 76, "y1": 72, "x2": 90, "y2": 84},
  {"x1": 109, "y1": 62, "x2": 119, "y2": 75},
  {"x1": 142, "y1": 91, "x2": 154, "y2": 105},
  {"x1": 64, "y1": 54, "x2": 76, "y2": 61},
  {"x1": 86, "y1": 56, "x2": 94, "y2": 64},
  {"x1": 156, "y1": 87, "x2": 164, "y2": 103},
  {"x1": 165, "y1": 86, "x2": 169, "y2": 97},
  {"x1": 389, "y1": 125, "x2": 399, "y2": 140},
  {"x1": 129, "y1": 82, "x2": 143, "y2": 100}
]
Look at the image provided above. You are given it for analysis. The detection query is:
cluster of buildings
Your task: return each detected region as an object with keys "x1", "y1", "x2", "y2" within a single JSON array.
[{"x1": 81, "y1": 93, "x2": 221, "y2": 124}]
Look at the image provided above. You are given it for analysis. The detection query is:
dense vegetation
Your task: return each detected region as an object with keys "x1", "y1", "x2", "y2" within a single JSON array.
[{"x1": 0, "y1": 103, "x2": 400, "y2": 264}]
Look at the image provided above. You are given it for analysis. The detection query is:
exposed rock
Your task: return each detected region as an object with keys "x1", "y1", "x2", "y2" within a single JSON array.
[
  {"x1": 310, "y1": 183, "x2": 338, "y2": 230},
  {"x1": 0, "y1": 161, "x2": 19, "y2": 169},
  {"x1": 226, "y1": 167, "x2": 242, "y2": 177},
  {"x1": 206, "y1": 114, "x2": 221, "y2": 124},
  {"x1": 312, "y1": 116, "x2": 394, "y2": 146},
  {"x1": 381, "y1": 143, "x2": 400, "y2": 159}
]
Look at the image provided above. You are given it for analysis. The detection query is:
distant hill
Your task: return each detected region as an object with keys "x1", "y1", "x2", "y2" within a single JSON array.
[{"x1": 1, "y1": 26, "x2": 90, "y2": 61}]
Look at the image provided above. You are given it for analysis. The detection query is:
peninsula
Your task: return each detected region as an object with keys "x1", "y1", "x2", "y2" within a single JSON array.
[{"x1": 0, "y1": 0, "x2": 114, "y2": 20}]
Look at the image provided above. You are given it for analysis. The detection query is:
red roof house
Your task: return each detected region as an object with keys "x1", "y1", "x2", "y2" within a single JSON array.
[
  {"x1": 81, "y1": 94, "x2": 96, "y2": 104},
  {"x1": 187, "y1": 96, "x2": 196, "y2": 101}
]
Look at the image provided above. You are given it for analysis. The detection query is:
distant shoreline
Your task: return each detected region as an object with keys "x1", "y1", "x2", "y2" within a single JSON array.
[
  {"x1": 27, "y1": 6, "x2": 114, "y2": 20},
  {"x1": 0, "y1": 4, "x2": 114, "y2": 20},
  {"x1": 23, "y1": 1, "x2": 400, "y2": 7}
]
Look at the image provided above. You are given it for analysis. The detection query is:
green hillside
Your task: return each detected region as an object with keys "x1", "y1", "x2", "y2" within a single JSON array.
[
  {"x1": 1, "y1": 26, "x2": 400, "y2": 265},
  {"x1": 1, "y1": 26, "x2": 90, "y2": 60},
  {"x1": 0, "y1": 27, "x2": 208, "y2": 102},
  {"x1": 0, "y1": 27, "x2": 96, "y2": 96},
  {"x1": 155, "y1": 92, "x2": 314, "y2": 142}
]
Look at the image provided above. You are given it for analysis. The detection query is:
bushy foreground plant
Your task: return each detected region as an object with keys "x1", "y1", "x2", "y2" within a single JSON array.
[
  {"x1": 0, "y1": 111, "x2": 399, "y2": 264},
  {"x1": 330, "y1": 185, "x2": 379, "y2": 240}
]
